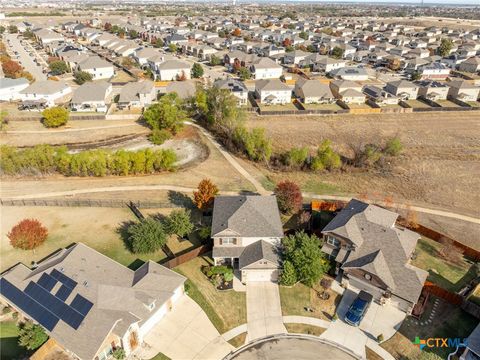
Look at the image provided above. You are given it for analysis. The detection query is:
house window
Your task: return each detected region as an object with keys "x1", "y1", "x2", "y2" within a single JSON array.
[
  {"x1": 221, "y1": 238, "x2": 235, "y2": 245},
  {"x1": 326, "y1": 236, "x2": 340, "y2": 247}
]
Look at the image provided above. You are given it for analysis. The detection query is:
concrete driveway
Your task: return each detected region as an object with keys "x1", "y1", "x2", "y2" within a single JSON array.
[
  {"x1": 246, "y1": 282, "x2": 286, "y2": 341},
  {"x1": 139, "y1": 295, "x2": 234, "y2": 360},
  {"x1": 320, "y1": 287, "x2": 406, "y2": 358}
]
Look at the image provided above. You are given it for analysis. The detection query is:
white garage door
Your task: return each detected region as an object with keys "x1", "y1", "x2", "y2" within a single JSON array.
[
  {"x1": 246, "y1": 269, "x2": 279, "y2": 282},
  {"x1": 139, "y1": 303, "x2": 168, "y2": 338}
]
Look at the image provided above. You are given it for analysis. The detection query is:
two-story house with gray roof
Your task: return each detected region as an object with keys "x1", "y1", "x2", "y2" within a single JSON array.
[
  {"x1": 211, "y1": 195, "x2": 284, "y2": 283},
  {"x1": 321, "y1": 199, "x2": 428, "y2": 314}
]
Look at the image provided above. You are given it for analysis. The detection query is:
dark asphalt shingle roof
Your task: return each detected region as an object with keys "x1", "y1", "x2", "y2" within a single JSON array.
[
  {"x1": 239, "y1": 240, "x2": 281, "y2": 268},
  {"x1": 211, "y1": 195, "x2": 284, "y2": 238}
]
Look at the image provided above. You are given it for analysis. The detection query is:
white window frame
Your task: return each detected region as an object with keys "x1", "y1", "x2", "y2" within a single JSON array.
[
  {"x1": 221, "y1": 238, "x2": 235, "y2": 245},
  {"x1": 327, "y1": 235, "x2": 340, "y2": 247}
]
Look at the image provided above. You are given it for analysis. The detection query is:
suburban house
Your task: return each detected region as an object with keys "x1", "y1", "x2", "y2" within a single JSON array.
[
  {"x1": 417, "y1": 63, "x2": 451, "y2": 80},
  {"x1": 255, "y1": 79, "x2": 292, "y2": 105},
  {"x1": 363, "y1": 85, "x2": 399, "y2": 106},
  {"x1": 133, "y1": 48, "x2": 162, "y2": 66},
  {"x1": 458, "y1": 57, "x2": 480, "y2": 73},
  {"x1": 385, "y1": 80, "x2": 419, "y2": 100},
  {"x1": 417, "y1": 80, "x2": 449, "y2": 101},
  {"x1": 460, "y1": 323, "x2": 480, "y2": 360},
  {"x1": 447, "y1": 80, "x2": 480, "y2": 102},
  {"x1": 0, "y1": 243, "x2": 186, "y2": 360},
  {"x1": 294, "y1": 78, "x2": 335, "y2": 104},
  {"x1": 76, "y1": 56, "x2": 115, "y2": 80},
  {"x1": 71, "y1": 81, "x2": 112, "y2": 113},
  {"x1": 117, "y1": 81, "x2": 156, "y2": 109},
  {"x1": 330, "y1": 80, "x2": 365, "y2": 104},
  {"x1": 283, "y1": 50, "x2": 310, "y2": 65},
  {"x1": 331, "y1": 67, "x2": 369, "y2": 81},
  {"x1": 211, "y1": 195, "x2": 284, "y2": 283},
  {"x1": 321, "y1": 199, "x2": 428, "y2": 313},
  {"x1": 155, "y1": 60, "x2": 191, "y2": 81},
  {"x1": 309, "y1": 55, "x2": 346, "y2": 73},
  {"x1": 20, "y1": 80, "x2": 72, "y2": 107},
  {"x1": 165, "y1": 81, "x2": 196, "y2": 100},
  {"x1": 214, "y1": 79, "x2": 249, "y2": 106},
  {"x1": 250, "y1": 57, "x2": 283, "y2": 79},
  {"x1": 0, "y1": 78, "x2": 30, "y2": 101}
]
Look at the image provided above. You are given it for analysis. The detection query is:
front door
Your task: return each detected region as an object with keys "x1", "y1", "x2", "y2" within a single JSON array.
[{"x1": 233, "y1": 258, "x2": 239, "y2": 269}]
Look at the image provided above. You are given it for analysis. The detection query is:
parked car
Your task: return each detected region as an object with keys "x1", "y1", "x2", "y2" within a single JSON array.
[{"x1": 344, "y1": 291, "x2": 373, "y2": 327}]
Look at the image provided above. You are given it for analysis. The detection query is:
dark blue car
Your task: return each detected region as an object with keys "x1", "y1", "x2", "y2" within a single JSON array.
[{"x1": 344, "y1": 291, "x2": 373, "y2": 326}]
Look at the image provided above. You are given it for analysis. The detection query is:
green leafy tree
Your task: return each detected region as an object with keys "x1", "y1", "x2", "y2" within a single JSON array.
[
  {"x1": 210, "y1": 55, "x2": 221, "y2": 66},
  {"x1": 282, "y1": 231, "x2": 329, "y2": 287},
  {"x1": 143, "y1": 93, "x2": 187, "y2": 134},
  {"x1": 149, "y1": 128, "x2": 171, "y2": 145},
  {"x1": 153, "y1": 38, "x2": 164, "y2": 48},
  {"x1": 168, "y1": 43, "x2": 178, "y2": 53},
  {"x1": 164, "y1": 209, "x2": 194, "y2": 237},
  {"x1": 0, "y1": 26, "x2": 5, "y2": 35},
  {"x1": 191, "y1": 63, "x2": 204, "y2": 78},
  {"x1": 331, "y1": 46, "x2": 344, "y2": 59},
  {"x1": 112, "y1": 348, "x2": 126, "y2": 360},
  {"x1": 42, "y1": 107, "x2": 69, "y2": 128},
  {"x1": 299, "y1": 31, "x2": 308, "y2": 40},
  {"x1": 74, "y1": 70, "x2": 93, "y2": 85},
  {"x1": 128, "y1": 29, "x2": 138, "y2": 39},
  {"x1": 49, "y1": 60, "x2": 68, "y2": 75},
  {"x1": 284, "y1": 147, "x2": 308, "y2": 168},
  {"x1": 18, "y1": 321, "x2": 48, "y2": 350},
  {"x1": 127, "y1": 218, "x2": 167, "y2": 254},
  {"x1": 306, "y1": 45, "x2": 316, "y2": 53},
  {"x1": 411, "y1": 71, "x2": 422, "y2": 81},
  {"x1": 313, "y1": 139, "x2": 341, "y2": 171},
  {"x1": 438, "y1": 38, "x2": 453, "y2": 57},
  {"x1": 384, "y1": 137, "x2": 403, "y2": 156},
  {"x1": 238, "y1": 67, "x2": 251, "y2": 80},
  {"x1": 8, "y1": 25, "x2": 18, "y2": 34},
  {"x1": 233, "y1": 126, "x2": 272, "y2": 162},
  {"x1": 280, "y1": 260, "x2": 297, "y2": 286}
]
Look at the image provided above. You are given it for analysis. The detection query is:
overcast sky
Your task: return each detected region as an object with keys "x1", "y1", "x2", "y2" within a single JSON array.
[{"x1": 262, "y1": 0, "x2": 479, "y2": 5}]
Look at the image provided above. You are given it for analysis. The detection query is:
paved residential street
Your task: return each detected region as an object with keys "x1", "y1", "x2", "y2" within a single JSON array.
[
  {"x1": 6, "y1": 33, "x2": 46, "y2": 81},
  {"x1": 246, "y1": 282, "x2": 286, "y2": 341},
  {"x1": 138, "y1": 295, "x2": 233, "y2": 360}
]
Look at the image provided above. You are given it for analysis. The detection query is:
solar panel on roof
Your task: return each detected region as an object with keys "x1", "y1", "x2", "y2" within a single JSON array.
[
  {"x1": 0, "y1": 278, "x2": 59, "y2": 331},
  {"x1": 55, "y1": 284, "x2": 73, "y2": 301},
  {"x1": 50, "y1": 269, "x2": 77, "y2": 289},
  {"x1": 37, "y1": 273, "x2": 57, "y2": 291},
  {"x1": 70, "y1": 295, "x2": 94, "y2": 316},
  {"x1": 24, "y1": 281, "x2": 85, "y2": 330}
]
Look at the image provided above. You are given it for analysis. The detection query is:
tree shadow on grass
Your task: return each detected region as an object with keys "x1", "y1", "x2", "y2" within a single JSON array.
[
  {"x1": 168, "y1": 190, "x2": 194, "y2": 208},
  {"x1": 117, "y1": 220, "x2": 136, "y2": 253}
]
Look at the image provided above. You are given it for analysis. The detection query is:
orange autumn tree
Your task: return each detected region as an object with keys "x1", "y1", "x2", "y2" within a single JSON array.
[
  {"x1": 232, "y1": 28, "x2": 242, "y2": 37},
  {"x1": 8, "y1": 219, "x2": 48, "y2": 251},
  {"x1": 193, "y1": 179, "x2": 219, "y2": 211}
]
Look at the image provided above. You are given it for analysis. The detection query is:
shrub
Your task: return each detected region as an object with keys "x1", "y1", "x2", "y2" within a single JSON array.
[
  {"x1": 238, "y1": 67, "x2": 251, "y2": 80},
  {"x1": 191, "y1": 63, "x2": 204, "y2": 78},
  {"x1": 377, "y1": 334, "x2": 384, "y2": 342},
  {"x1": 113, "y1": 348, "x2": 126, "y2": 360},
  {"x1": 12, "y1": 312, "x2": 18, "y2": 320},
  {"x1": 149, "y1": 129, "x2": 171, "y2": 145},
  {"x1": 49, "y1": 60, "x2": 68, "y2": 75},
  {"x1": 2, "y1": 306, "x2": 12, "y2": 314},
  {"x1": 224, "y1": 272, "x2": 234, "y2": 282},
  {"x1": 8, "y1": 219, "x2": 48, "y2": 251},
  {"x1": 127, "y1": 218, "x2": 167, "y2": 254},
  {"x1": 42, "y1": 107, "x2": 69, "y2": 128},
  {"x1": 284, "y1": 147, "x2": 308, "y2": 168},
  {"x1": 198, "y1": 226, "x2": 211, "y2": 241},
  {"x1": 233, "y1": 126, "x2": 272, "y2": 163},
  {"x1": 274, "y1": 180, "x2": 303, "y2": 214},
  {"x1": 314, "y1": 140, "x2": 341, "y2": 170},
  {"x1": 164, "y1": 209, "x2": 194, "y2": 237},
  {"x1": 18, "y1": 321, "x2": 48, "y2": 350},
  {"x1": 384, "y1": 137, "x2": 403, "y2": 156}
]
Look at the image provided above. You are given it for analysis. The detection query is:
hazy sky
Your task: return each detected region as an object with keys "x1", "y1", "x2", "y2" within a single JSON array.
[{"x1": 265, "y1": 0, "x2": 480, "y2": 4}]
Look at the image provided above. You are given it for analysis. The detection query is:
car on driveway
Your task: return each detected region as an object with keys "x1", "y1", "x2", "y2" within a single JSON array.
[{"x1": 345, "y1": 290, "x2": 373, "y2": 326}]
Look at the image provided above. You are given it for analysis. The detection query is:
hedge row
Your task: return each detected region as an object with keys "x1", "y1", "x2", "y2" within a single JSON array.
[{"x1": 0, "y1": 145, "x2": 177, "y2": 177}]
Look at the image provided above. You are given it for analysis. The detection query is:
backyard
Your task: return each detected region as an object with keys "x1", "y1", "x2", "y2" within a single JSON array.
[
  {"x1": 279, "y1": 279, "x2": 340, "y2": 321},
  {"x1": 174, "y1": 256, "x2": 247, "y2": 334},
  {"x1": 0, "y1": 321, "x2": 27, "y2": 360},
  {"x1": 411, "y1": 237, "x2": 477, "y2": 292}
]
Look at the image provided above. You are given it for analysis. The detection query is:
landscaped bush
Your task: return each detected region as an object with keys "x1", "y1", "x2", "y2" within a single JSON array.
[
  {"x1": 198, "y1": 226, "x2": 211, "y2": 242},
  {"x1": 149, "y1": 128, "x2": 172, "y2": 145},
  {"x1": 42, "y1": 107, "x2": 69, "y2": 128},
  {"x1": 0, "y1": 145, "x2": 176, "y2": 177},
  {"x1": 283, "y1": 147, "x2": 309, "y2": 169},
  {"x1": 8, "y1": 219, "x2": 48, "y2": 251}
]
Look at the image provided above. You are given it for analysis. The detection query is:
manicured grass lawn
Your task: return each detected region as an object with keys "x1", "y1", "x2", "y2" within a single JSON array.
[
  {"x1": 436, "y1": 100, "x2": 461, "y2": 108},
  {"x1": 175, "y1": 256, "x2": 247, "y2": 334},
  {"x1": 279, "y1": 280, "x2": 340, "y2": 321},
  {"x1": 0, "y1": 321, "x2": 28, "y2": 360},
  {"x1": 411, "y1": 237, "x2": 477, "y2": 292},
  {"x1": 227, "y1": 332, "x2": 247, "y2": 348},
  {"x1": 404, "y1": 99, "x2": 431, "y2": 108},
  {"x1": 284, "y1": 323, "x2": 326, "y2": 336},
  {"x1": 382, "y1": 295, "x2": 479, "y2": 360},
  {"x1": 302, "y1": 179, "x2": 342, "y2": 195}
]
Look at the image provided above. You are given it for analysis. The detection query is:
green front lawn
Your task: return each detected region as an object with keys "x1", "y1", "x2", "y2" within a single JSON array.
[
  {"x1": 150, "y1": 352, "x2": 171, "y2": 360},
  {"x1": 279, "y1": 281, "x2": 339, "y2": 321},
  {"x1": 175, "y1": 256, "x2": 247, "y2": 334},
  {"x1": 411, "y1": 237, "x2": 477, "y2": 292},
  {"x1": 284, "y1": 323, "x2": 326, "y2": 336},
  {"x1": 0, "y1": 321, "x2": 28, "y2": 360}
]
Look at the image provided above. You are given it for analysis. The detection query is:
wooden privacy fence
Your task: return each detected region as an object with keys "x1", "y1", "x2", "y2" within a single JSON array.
[
  {"x1": 161, "y1": 242, "x2": 213, "y2": 269},
  {"x1": 423, "y1": 281, "x2": 463, "y2": 305},
  {"x1": 0, "y1": 198, "x2": 192, "y2": 209}
]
